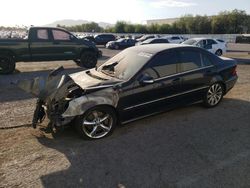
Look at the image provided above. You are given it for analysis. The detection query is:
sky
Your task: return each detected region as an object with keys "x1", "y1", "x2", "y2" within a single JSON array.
[{"x1": 0, "y1": 0, "x2": 249, "y2": 26}]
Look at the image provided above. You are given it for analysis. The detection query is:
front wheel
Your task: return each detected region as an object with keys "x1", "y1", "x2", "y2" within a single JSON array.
[
  {"x1": 79, "y1": 51, "x2": 97, "y2": 69},
  {"x1": 75, "y1": 106, "x2": 117, "y2": 140},
  {"x1": 0, "y1": 54, "x2": 16, "y2": 74},
  {"x1": 203, "y1": 83, "x2": 224, "y2": 107}
]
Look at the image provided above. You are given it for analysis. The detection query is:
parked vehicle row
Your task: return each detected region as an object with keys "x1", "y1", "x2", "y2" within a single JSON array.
[
  {"x1": 105, "y1": 36, "x2": 228, "y2": 57},
  {"x1": 136, "y1": 38, "x2": 169, "y2": 45},
  {"x1": 106, "y1": 35, "x2": 185, "y2": 49},
  {"x1": 0, "y1": 26, "x2": 229, "y2": 74},
  {"x1": 17, "y1": 44, "x2": 237, "y2": 140}
]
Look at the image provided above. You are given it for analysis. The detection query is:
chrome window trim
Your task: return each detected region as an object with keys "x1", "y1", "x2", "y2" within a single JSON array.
[
  {"x1": 123, "y1": 86, "x2": 209, "y2": 111},
  {"x1": 154, "y1": 65, "x2": 214, "y2": 82}
]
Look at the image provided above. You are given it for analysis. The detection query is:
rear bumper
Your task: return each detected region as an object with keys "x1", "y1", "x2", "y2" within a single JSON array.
[{"x1": 225, "y1": 75, "x2": 238, "y2": 93}]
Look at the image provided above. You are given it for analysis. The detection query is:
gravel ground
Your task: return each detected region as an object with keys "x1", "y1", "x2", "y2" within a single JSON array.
[{"x1": 0, "y1": 46, "x2": 250, "y2": 188}]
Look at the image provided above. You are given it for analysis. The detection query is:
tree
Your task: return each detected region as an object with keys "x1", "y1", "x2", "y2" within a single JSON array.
[
  {"x1": 113, "y1": 21, "x2": 126, "y2": 33},
  {"x1": 124, "y1": 24, "x2": 135, "y2": 33},
  {"x1": 147, "y1": 24, "x2": 159, "y2": 34},
  {"x1": 134, "y1": 24, "x2": 148, "y2": 33},
  {"x1": 157, "y1": 24, "x2": 172, "y2": 34}
]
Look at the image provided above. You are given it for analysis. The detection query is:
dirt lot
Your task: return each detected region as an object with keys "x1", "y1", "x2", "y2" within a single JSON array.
[{"x1": 0, "y1": 46, "x2": 250, "y2": 188}]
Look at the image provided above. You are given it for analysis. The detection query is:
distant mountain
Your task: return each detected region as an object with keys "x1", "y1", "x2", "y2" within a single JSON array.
[{"x1": 44, "y1": 19, "x2": 113, "y2": 28}]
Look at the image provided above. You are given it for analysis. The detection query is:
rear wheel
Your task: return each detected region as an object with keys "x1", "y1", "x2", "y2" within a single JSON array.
[
  {"x1": 75, "y1": 106, "x2": 117, "y2": 140},
  {"x1": 215, "y1": 49, "x2": 222, "y2": 56},
  {"x1": 203, "y1": 83, "x2": 224, "y2": 107},
  {"x1": 79, "y1": 51, "x2": 97, "y2": 69},
  {"x1": 0, "y1": 54, "x2": 15, "y2": 74}
]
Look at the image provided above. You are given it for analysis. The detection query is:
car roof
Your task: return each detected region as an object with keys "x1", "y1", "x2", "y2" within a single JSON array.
[
  {"x1": 30, "y1": 26, "x2": 67, "y2": 30},
  {"x1": 142, "y1": 38, "x2": 168, "y2": 44},
  {"x1": 128, "y1": 44, "x2": 198, "y2": 54}
]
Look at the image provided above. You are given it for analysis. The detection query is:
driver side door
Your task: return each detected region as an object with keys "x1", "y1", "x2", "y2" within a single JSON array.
[
  {"x1": 50, "y1": 29, "x2": 78, "y2": 60},
  {"x1": 118, "y1": 50, "x2": 182, "y2": 122}
]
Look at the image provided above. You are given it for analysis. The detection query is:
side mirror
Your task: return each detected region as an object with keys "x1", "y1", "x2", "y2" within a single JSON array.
[{"x1": 139, "y1": 74, "x2": 154, "y2": 86}]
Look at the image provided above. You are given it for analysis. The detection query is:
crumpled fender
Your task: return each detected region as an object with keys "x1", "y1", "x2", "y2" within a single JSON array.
[{"x1": 62, "y1": 87, "x2": 119, "y2": 117}]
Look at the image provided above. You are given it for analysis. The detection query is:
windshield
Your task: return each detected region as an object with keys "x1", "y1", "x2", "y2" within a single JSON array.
[
  {"x1": 182, "y1": 39, "x2": 198, "y2": 45},
  {"x1": 97, "y1": 49, "x2": 152, "y2": 80}
]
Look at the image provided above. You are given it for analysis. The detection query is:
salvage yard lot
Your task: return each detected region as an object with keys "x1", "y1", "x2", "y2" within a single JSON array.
[{"x1": 0, "y1": 46, "x2": 250, "y2": 187}]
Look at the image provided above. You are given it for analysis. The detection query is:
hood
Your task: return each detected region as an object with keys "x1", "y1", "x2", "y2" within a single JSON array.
[
  {"x1": 68, "y1": 70, "x2": 118, "y2": 89},
  {"x1": 17, "y1": 68, "x2": 120, "y2": 101}
]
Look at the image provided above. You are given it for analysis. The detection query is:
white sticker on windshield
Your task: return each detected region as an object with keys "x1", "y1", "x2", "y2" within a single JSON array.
[{"x1": 138, "y1": 52, "x2": 153, "y2": 58}]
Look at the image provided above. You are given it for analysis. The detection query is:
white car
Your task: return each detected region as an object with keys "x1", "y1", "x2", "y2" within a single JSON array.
[
  {"x1": 182, "y1": 38, "x2": 227, "y2": 56},
  {"x1": 162, "y1": 36, "x2": 185, "y2": 44}
]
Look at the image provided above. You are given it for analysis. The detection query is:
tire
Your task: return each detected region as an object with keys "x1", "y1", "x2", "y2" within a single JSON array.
[
  {"x1": 203, "y1": 83, "x2": 224, "y2": 108},
  {"x1": 79, "y1": 51, "x2": 97, "y2": 69},
  {"x1": 215, "y1": 49, "x2": 222, "y2": 56},
  {"x1": 0, "y1": 54, "x2": 16, "y2": 74},
  {"x1": 75, "y1": 106, "x2": 117, "y2": 140}
]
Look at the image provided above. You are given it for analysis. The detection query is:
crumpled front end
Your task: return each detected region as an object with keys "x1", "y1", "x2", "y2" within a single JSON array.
[
  {"x1": 17, "y1": 69, "x2": 83, "y2": 128},
  {"x1": 17, "y1": 68, "x2": 120, "y2": 129}
]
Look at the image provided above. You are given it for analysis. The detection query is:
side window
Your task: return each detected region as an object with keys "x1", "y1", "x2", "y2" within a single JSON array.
[
  {"x1": 201, "y1": 53, "x2": 213, "y2": 67},
  {"x1": 172, "y1": 37, "x2": 179, "y2": 40},
  {"x1": 143, "y1": 52, "x2": 178, "y2": 79},
  {"x1": 207, "y1": 39, "x2": 217, "y2": 45},
  {"x1": 152, "y1": 39, "x2": 158, "y2": 43},
  {"x1": 52, "y1": 30, "x2": 70, "y2": 41},
  {"x1": 197, "y1": 40, "x2": 206, "y2": 47},
  {"x1": 37, "y1": 29, "x2": 48, "y2": 40},
  {"x1": 179, "y1": 50, "x2": 202, "y2": 72}
]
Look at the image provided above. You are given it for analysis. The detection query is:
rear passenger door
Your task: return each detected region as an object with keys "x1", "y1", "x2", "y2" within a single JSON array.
[{"x1": 177, "y1": 49, "x2": 215, "y2": 102}]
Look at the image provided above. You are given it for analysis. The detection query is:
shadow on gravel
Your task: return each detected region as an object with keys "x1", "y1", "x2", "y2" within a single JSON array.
[
  {"x1": 0, "y1": 67, "x2": 85, "y2": 103},
  {"x1": 37, "y1": 98, "x2": 250, "y2": 188}
]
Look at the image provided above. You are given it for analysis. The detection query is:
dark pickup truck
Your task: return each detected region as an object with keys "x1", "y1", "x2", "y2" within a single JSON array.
[{"x1": 0, "y1": 27, "x2": 102, "y2": 74}]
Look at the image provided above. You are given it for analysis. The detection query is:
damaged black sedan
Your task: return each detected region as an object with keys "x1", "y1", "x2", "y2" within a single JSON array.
[{"x1": 18, "y1": 44, "x2": 237, "y2": 140}]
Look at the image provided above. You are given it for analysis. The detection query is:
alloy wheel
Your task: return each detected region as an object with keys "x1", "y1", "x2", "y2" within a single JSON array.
[
  {"x1": 207, "y1": 83, "x2": 223, "y2": 106},
  {"x1": 215, "y1": 50, "x2": 222, "y2": 56},
  {"x1": 82, "y1": 110, "x2": 113, "y2": 139}
]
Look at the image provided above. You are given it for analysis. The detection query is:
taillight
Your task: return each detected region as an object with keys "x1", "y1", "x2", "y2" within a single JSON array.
[{"x1": 232, "y1": 65, "x2": 237, "y2": 76}]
